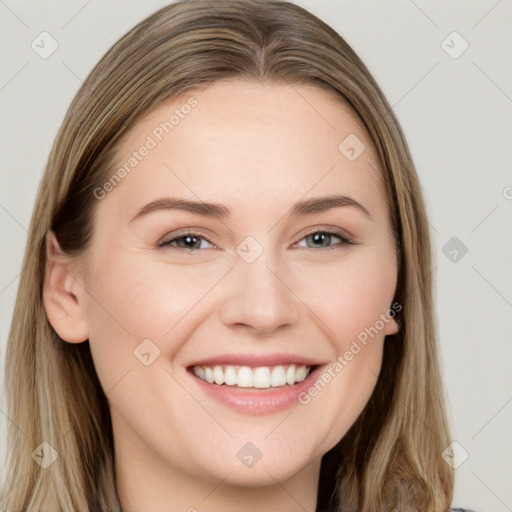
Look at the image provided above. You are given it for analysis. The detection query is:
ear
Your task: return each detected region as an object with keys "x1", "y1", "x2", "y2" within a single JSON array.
[
  {"x1": 42, "y1": 231, "x2": 89, "y2": 343},
  {"x1": 382, "y1": 295, "x2": 401, "y2": 336}
]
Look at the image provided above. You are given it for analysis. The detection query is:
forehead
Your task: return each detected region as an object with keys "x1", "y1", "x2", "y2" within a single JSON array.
[{"x1": 107, "y1": 80, "x2": 387, "y2": 220}]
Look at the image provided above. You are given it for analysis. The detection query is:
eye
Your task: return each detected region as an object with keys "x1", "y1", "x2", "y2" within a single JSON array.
[
  {"x1": 158, "y1": 231, "x2": 217, "y2": 251},
  {"x1": 295, "y1": 230, "x2": 353, "y2": 250},
  {"x1": 158, "y1": 228, "x2": 354, "y2": 252}
]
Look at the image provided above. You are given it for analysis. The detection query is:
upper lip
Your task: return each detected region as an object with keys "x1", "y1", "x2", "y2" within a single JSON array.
[{"x1": 188, "y1": 353, "x2": 328, "y2": 368}]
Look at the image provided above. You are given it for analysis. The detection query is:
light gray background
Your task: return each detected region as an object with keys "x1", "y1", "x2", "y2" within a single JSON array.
[{"x1": 1, "y1": 1, "x2": 511, "y2": 510}]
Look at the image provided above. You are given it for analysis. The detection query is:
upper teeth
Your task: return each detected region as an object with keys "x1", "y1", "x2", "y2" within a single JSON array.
[{"x1": 192, "y1": 364, "x2": 311, "y2": 389}]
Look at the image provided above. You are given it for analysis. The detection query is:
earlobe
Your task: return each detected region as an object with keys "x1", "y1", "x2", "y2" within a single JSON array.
[
  {"x1": 42, "y1": 231, "x2": 89, "y2": 343},
  {"x1": 384, "y1": 317, "x2": 399, "y2": 336}
]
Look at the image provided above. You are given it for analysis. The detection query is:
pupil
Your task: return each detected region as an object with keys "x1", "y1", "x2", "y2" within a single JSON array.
[
  {"x1": 183, "y1": 236, "x2": 198, "y2": 248},
  {"x1": 311, "y1": 233, "x2": 328, "y2": 247}
]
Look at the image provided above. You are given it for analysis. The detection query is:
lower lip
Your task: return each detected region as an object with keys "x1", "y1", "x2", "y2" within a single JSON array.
[{"x1": 188, "y1": 366, "x2": 324, "y2": 415}]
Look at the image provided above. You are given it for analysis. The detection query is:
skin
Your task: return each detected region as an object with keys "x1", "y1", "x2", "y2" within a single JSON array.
[{"x1": 44, "y1": 80, "x2": 399, "y2": 512}]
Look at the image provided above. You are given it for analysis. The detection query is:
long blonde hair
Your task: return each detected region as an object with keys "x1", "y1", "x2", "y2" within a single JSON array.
[{"x1": 1, "y1": 1, "x2": 453, "y2": 510}]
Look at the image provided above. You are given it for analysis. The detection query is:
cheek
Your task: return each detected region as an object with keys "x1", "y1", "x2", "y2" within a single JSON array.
[
  {"x1": 289, "y1": 249, "x2": 396, "y2": 447},
  {"x1": 292, "y1": 248, "x2": 398, "y2": 347},
  {"x1": 82, "y1": 253, "x2": 228, "y2": 385}
]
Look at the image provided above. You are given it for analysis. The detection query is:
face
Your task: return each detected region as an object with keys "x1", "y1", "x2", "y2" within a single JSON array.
[{"x1": 75, "y1": 80, "x2": 399, "y2": 490}]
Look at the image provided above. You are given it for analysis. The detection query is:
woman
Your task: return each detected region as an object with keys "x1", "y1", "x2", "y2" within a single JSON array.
[{"x1": 1, "y1": 1, "x2": 474, "y2": 511}]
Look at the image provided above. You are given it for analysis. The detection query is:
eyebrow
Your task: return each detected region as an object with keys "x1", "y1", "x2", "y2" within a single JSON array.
[{"x1": 130, "y1": 194, "x2": 373, "y2": 222}]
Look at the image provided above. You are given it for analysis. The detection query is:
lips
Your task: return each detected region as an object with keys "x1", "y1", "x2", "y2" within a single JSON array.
[{"x1": 186, "y1": 353, "x2": 327, "y2": 415}]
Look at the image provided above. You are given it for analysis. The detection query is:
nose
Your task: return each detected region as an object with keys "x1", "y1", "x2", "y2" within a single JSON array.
[{"x1": 218, "y1": 250, "x2": 300, "y2": 336}]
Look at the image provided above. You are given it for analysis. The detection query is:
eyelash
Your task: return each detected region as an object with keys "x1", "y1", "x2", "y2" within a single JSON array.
[{"x1": 157, "y1": 229, "x2": 355, "y2": 252}]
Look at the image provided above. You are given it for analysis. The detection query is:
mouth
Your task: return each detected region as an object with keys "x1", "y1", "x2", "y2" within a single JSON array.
[
  {"x1": 191, "y1": 363, "x2": 316, "y2": 389},
  {"x1": 187, "y1": 356, "x2": 326, "y2": 415}
]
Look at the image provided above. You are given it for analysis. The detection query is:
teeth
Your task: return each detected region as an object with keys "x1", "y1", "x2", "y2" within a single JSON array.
[
  {"x1": 270, "y1": 365, "x2": 287, "y2": 387},
  {"x1": 213, "y1": 366, "x2": 224, "y2": 385},
  {"x1": 192, "y1": 364, "x2": 311, "y2": 389},
  {"x1": 294, "y1": 365, "x2": 308, "y2": 382},
  {"x1": 204, "y1": 367, "x2": 214, "y2": 384},
  {"x1": 238, "y1": 366, "x2": 253, "y2": 388},
  {"x1": 253, "y1": 367, "x2": 271, "y2": 388},
  {"x1": 224, "y1": 366, "x2": 237, "y2": 385},
  {"x1": 286, "y1": 364, "x2": 296, "y2": 385},
  {"x1": 194, "y1": 366, "x2": 206, "y2": 379}
]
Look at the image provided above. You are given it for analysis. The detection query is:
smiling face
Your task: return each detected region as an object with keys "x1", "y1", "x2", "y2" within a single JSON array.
[{"x1": 54, "y1": 79, "x2": 399, "y2": 503}]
